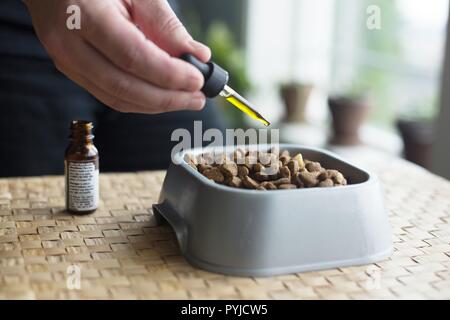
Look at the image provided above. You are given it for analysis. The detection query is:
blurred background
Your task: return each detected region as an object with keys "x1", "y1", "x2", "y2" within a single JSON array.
[{"x1": 179, "y1": 0, "x2": 450, "y2": 178}]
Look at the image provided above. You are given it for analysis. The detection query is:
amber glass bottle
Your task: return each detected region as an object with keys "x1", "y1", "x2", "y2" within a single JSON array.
[{"x1": 65, "y1": 121, "x2": 99, "y2": 214}]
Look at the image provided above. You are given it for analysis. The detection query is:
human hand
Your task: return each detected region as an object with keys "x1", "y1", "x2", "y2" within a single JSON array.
[{"x1": 24, "y1": 0, "x2": 211, "y2": 114}]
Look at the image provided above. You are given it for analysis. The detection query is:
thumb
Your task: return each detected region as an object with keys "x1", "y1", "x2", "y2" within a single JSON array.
[{"x1": 131, "y1": 0, "x2": 211, "y2": 62}]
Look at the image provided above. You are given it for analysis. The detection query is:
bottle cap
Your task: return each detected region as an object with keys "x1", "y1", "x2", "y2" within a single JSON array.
[{"x1": 180, "y1": 54, "x2": 229, "y2": 98}]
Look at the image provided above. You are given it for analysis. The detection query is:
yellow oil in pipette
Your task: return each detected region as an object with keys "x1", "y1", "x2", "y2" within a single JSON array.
[
  {"x1": 220, "y1": 85, "x2": 270, "y2": 127},
  {"x1": 179, "y1": 54, "x2": 270, "y2": 126}
]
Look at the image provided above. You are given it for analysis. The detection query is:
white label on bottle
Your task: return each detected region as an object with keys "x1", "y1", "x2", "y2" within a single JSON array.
[{"x1": 67, "y1": 161, "x2": 99, "y2": 211}]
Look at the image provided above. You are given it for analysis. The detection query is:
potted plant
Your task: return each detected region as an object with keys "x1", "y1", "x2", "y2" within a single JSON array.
[
  {"x1": 328, "y1": 83, "x2": 371, "y2": 146},
  {"x1": 396, "y1": 97, "x2": 437, "y2": 169},
  {"x1": 280, "y1": 83, "x2": 314, "y2": 123}
]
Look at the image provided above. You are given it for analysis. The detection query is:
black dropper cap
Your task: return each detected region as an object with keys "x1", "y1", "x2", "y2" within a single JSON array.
[{"x1": 180, "y1": 54, "x2": 229, "y2": 98}]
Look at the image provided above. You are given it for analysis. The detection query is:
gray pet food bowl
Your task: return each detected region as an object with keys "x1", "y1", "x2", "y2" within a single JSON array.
[{"x1": 153, "y1": 145, "x2": 392, "y2": 277}]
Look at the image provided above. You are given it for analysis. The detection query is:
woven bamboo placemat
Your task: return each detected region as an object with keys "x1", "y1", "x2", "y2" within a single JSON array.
[{"x1": 0, "y1": 159, "x2": 449, "y2": 299}]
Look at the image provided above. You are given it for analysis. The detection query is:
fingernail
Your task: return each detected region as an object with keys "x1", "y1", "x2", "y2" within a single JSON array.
[
  {"x1": 189, "y1": 40, "x2": 211, "y2": 60},
  {"x1": 186, "y1": 74, "x2": 204, "y2": 92},
  {"x1": 189, "y1": 93, "x2": 206, "y2": 109},
  {"x1": 189, "y1": 39, "x2": 206, "y2": 50}
]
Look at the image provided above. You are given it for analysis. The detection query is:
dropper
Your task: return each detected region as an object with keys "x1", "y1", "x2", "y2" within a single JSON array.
[{"x1": 181, "y1": 54, "x2": 270, "y2": 127}]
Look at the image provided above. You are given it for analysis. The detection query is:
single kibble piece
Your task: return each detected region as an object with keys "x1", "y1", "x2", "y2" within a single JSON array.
[
  {"x1": 319, "y1": 179, "x2": 334, "y2": 188},
  {"x1": 287, "y1": 159, "x2": 299, "y2": 176},
  {"x1": 256, "y1": 186, "x2": 267, "y2": 191},
  {"x1": 253, "y1": 163, "x2": 264, "y2": 173},
  {"x1": 272, "y1": 177, "x2": 291, "y2": 186},
  {"x1": 292, "y1": 174, "x2": 305, "y2": 188},
  {"x1": 328, "y1": 170, "x2": 347, "y2": 185},
  {"x1": 187, "y1": 162, "x2": 197, "y2": 171},
  {"x1": 298, "y1": 171, "x2": 319, "y2": 188},
  {"x1": 220, "y1": 163, "x2": 238, "y2": 179},
  {"x1": 184, "y1": 155, "x2": 198, "y2": 171},
  {"x1": 203, "y1": 168, "x2": 225, "y2": 184},
  {"x1": 335, "y1": 173, "x2": 347, "y2": 185},
  {"x1": 318, "y1": 171, "x2": 329, "y2": 181},
  {"x1": 260, "y1": 182, "x2": 278, "y2": 190},
  {"x1": 184, "y1": 154, "x2": 196, "y2": 165},
  {"x1": 242, "y1": 176, "x2": 260, "y2": 189},
  {"x1": 279, "y1": 155, "x2": 290, "y2": 166},
  {"x1": 254, "y1": 171, "x2": 272, "y2": 182},
  {"x1": 228, "y1": 176, "x2": 242, "y2": 188},
  {"x1": 278, "y1": 184, "x2": 297, "y2": 190},
  {"x1": 198, "y1": 164, "x2": 212, "y2": 173},
  {"x1": 306, "y1": 161, "x2": 322, "y2": 172},
  {"x1": 292, "y1": 153, "x2": 305, "y2": 170},
  {"x1": 327, "y1": 170, "x2": 339, "y2": 178},
  {"x1": 238, "y1": 165, "x2": 250, "y2": 179},
  {"x1": 281, "y1": 150, "x2": 290, "y2": 158},
  {"x1": 280, "y1": 166, "x2": 291, "y2": 179}
]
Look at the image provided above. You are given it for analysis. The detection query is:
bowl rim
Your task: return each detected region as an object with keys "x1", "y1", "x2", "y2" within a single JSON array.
[{"x1": 174, "y1": 144, "x2": 376, "y2": 195}]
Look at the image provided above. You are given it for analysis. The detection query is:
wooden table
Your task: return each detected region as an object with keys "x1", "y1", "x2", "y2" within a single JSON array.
[{"x1": 0, "y1": 155, "x2": 449, "y2": 299}]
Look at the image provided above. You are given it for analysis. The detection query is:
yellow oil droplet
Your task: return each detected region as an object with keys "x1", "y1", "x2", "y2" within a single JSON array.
[{"x1": 225, "y1": 96, "x2": 270, "y2": 127}]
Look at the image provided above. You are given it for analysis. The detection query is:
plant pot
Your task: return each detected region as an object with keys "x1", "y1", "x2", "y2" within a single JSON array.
[
  {"x1": 281, "y1": 83, "x2": 314, "y2": 123},
  {"x1": 396, "y1": 119, "x2": 436, "y2": 169},
  {"x1": 328, "y1": 96, "x2": 370, "y2": 146}
]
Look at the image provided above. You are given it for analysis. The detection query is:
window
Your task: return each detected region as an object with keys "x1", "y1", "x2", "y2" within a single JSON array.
[{"x1": 246, "y1": 0, "x2": 448, "y2": 127}]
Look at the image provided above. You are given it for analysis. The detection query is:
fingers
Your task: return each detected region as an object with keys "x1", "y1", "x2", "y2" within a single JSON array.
[
  {"x1": 56, "y1": 62, "x2": 150, "y2": 114},
  {"x1": 81, "y1": 3, "x2": 204, "y2": 92},
  {"x1": 56, "y1": 39, "x2": 206, "y2": 114},
  {"x1": 131, "y1": 0, "x2": 211, "y2": 62}
]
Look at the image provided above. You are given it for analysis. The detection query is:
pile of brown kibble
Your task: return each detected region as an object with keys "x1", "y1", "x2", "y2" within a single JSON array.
[{"x1": 184, "y1": 148, "x2": 348, "y2": 191}]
